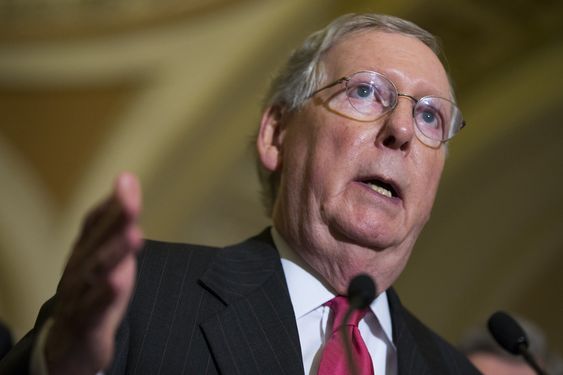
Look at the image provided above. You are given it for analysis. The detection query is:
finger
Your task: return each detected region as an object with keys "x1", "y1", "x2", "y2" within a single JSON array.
[
  {"x1": 75, "y1": 173, "x2": 136, "y2": 244},
  {"x1": 86, "y1": 225, "x2": 143, "y2": 281},
  {"x1": 74, "y1": 255, "x2": 137, "y2": 329},
  {"x1": 60, "y1": 176, "x2": 142, "y2": 297},
  {"x1": 114, "y1": 172, "x2": 142, "y2": 222},
  {"x1": 72, "y1": 173, "x2": 143, "y2": 262},
  {"x1": 81, "y1": 195, "x2": 113, "y2": 232},
  {"x1": 56, "y1": 250, "x2": 137, "y2": 329},
  {"x1": 64, "y1": 224, "x2": 141, "y2": 304}
]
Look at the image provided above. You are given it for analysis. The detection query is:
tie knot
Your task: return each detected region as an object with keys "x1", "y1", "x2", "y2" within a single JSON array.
[{"x1": 325, "y1": 295, "x2": 368, "y2": 332}]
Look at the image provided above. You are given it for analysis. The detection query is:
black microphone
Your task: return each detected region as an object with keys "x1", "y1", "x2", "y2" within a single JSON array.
[
  {"x1": 347, "y1": 274, "x2": 376, "y2": 310},
  {"x1": 342, "y1": 274, "x2": 376, "y2": 375},
  {"x1": 487, "y1": 311, "x2": 549, "y2": 375}
]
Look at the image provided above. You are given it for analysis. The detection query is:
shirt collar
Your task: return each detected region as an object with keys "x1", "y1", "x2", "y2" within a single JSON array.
[{"x1": 271, "y1": 227, "x2": 394, "y2": 344}]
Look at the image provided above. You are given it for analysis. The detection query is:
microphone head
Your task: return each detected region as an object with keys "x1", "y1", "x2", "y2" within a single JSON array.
[
  {"x1": 487, "y1": 311, "x2": 529, "y2": 355},
  {"x1": 347, "y1": 274, "x2": 376, "y2": 309}
]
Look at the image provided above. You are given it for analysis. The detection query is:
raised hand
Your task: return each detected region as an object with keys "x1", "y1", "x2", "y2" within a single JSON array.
[{"x1": 44, "y1": 173, "x2": 143, "y2": 375}]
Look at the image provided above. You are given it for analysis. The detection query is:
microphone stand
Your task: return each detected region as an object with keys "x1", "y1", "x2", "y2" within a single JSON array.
[{"x1": 518, "y1": 343, "x2": 548, "y2": 375}]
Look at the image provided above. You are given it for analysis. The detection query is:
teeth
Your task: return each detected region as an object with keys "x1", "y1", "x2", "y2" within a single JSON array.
[{"x1": 367, "y1": 182, "x2": 392, "y2": 198}]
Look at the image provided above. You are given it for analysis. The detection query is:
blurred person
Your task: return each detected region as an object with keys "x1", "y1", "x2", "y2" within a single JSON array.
[
  {"x1": 459, "y1": 315, "x2": 563, "y2": 375},
  {"x1": 0, "y1": 13, "x2": 479, "y2": 375}
]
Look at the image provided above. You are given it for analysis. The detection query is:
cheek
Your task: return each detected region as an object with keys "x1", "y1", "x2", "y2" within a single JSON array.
[
  {"x1": 321, "y1": 123, "x2": 370, "y2": 166},
  {"x1": 313, "y1": 124, "x2": 369, "y2": 192},
  {"x1": 413, "y1": 144, "x2": 445, "y2": 181},
  {"x1": 411, "y1": 149, "x2": 445, "y2": 213},
  {"x1": 279, "y1": 123, "x2": 328, "y2": 200},
  {"x1": 282, "y1": 109, "x2": 372, "y2": 200},
  {"x1": 297, "y1": 119, "x2": 360, "y2": 166}
]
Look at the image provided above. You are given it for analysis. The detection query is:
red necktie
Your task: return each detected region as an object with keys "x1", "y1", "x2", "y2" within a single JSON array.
[{"x1": 317, "y1": 295, "x2": 374, "y2": 375}]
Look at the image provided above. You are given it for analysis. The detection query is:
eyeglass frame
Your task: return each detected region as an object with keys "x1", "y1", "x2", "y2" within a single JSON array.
[{"x1": 308, "y1": 70, "x2": 466, "y2": 147}]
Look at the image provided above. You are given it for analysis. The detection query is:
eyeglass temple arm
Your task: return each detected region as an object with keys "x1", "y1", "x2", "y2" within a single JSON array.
[{"x1": 309, "y1": 77, "x2": 349, "y2": 97}]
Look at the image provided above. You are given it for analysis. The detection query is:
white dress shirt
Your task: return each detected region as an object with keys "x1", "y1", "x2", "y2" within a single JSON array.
[{"x1": 272, "y1": 228, "x2": 397, "y2": 375}]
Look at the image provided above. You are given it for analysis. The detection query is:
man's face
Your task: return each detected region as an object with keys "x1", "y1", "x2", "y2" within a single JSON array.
[{"x1": 260, "y1": 30, "x2": 451, "y2": 293}]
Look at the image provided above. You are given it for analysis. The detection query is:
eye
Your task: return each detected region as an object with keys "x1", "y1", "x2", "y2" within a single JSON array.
[
  {"x1": 352, "y1": 84, "x2": 374, "y2": 99},
  {"x1": 415, "y1": 104, "x2": 443, "y2": 134},
  {"x1": 421, "y1": 110, "x2": 437, "y2": 125},
  {"x1": 344, "y1": 74, "x2": 396, "y2": 118},
  {"x1": 348, "y1": 82, "x2": 389, "y2": 105},
  {"x1": 416, "y1": 107, "x2": 442, "y2": 129}
]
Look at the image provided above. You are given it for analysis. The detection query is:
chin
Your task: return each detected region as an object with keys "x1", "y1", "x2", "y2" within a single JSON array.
[
  {"x1": 322, "y1": 198, "x2": 406, "y2": 246},
  {"x1": 328, "y1": 216, "x2": 399, "y2": 251}
]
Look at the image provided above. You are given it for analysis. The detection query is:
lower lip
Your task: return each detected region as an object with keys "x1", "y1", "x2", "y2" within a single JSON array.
[{"x1": 355, "y1": 181, "x2": 402, "y2": 205}]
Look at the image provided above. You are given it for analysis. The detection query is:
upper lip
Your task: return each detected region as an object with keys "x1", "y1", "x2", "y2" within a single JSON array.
[{"x1": 356, "y1": 174, "x2": 402, "y2": 199}]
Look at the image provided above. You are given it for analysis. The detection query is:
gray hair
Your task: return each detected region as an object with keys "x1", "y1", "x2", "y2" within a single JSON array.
[{"x1": 257, "y1": 13, "x2": 448, "y2": 216}]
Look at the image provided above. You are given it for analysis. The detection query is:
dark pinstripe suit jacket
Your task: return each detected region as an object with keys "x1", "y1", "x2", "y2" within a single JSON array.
[{"x1": 0, "y1": 229, "x2": 481, "y2": 374}]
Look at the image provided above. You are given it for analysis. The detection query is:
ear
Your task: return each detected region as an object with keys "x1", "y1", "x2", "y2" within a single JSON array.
[{"x1": 256, "y1": 105, "x2": 286, "y2": 172}]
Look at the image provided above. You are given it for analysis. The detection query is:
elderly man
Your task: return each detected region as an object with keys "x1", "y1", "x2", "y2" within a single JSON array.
[{"x1": 0, "y1": 13, "x2": 480, "y2": 375}]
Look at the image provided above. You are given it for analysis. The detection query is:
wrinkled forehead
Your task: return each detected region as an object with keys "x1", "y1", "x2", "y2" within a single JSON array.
[{"x1": 320, "y1": 30, "x2": 452, "y2": 99}]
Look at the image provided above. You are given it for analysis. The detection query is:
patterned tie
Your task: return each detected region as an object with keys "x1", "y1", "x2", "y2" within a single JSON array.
[{"x1": 317, "y1": 295, "x2": 374, "y2": 375}]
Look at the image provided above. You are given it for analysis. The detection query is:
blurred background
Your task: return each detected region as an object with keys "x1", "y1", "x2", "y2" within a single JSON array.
[{"x1": 0, "y1": 0, "x2": 561, "y2": 354}]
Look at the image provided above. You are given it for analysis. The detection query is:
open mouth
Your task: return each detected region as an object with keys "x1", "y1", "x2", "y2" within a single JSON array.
[{"x1": 360, "y1": 178, "x2": 399, "y2": 199}]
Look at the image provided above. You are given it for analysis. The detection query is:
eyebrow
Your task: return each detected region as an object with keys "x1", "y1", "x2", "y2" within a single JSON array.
[{"x1": 376, "y1": 68, "x2": 450, "y2": 99}]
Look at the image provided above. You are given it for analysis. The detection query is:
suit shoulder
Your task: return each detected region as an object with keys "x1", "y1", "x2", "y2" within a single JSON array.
[
  {"x1": 142, "y1": 238, "x2": 219, "y2": 253},
  {"x1": 140, "y1": 239, "x2": 218, "y2": 260},
  {"x1": 387, "y1": 288, "x2": 481, "y2": 374},
  {"x1": 135, "y1": 239, "x2": 219, "y2": 283}
]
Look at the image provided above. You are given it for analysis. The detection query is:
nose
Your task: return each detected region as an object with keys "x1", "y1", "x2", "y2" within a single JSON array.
[{"x1": 376, "y1": 96, "x2": 415, "y2": 152}]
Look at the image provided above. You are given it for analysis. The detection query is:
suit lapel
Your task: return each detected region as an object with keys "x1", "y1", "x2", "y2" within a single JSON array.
[{"x1": 199, "y1": 229, "x2": 304, "y2": 375}]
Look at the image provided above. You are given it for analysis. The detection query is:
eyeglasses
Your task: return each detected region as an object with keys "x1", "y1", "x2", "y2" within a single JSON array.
[{"x1": 310, "y1": 70, "x2": 466, "y2": 147}]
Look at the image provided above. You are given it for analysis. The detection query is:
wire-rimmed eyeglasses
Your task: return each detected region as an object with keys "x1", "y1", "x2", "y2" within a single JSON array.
[{"x1": 310, "y1": 70, "x2": 466, "y2": 148}]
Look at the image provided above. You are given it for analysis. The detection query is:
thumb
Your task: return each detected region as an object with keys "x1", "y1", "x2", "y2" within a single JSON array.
[{"x1": 114, "y1": 172, "x2": 142, "y2": 220}]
